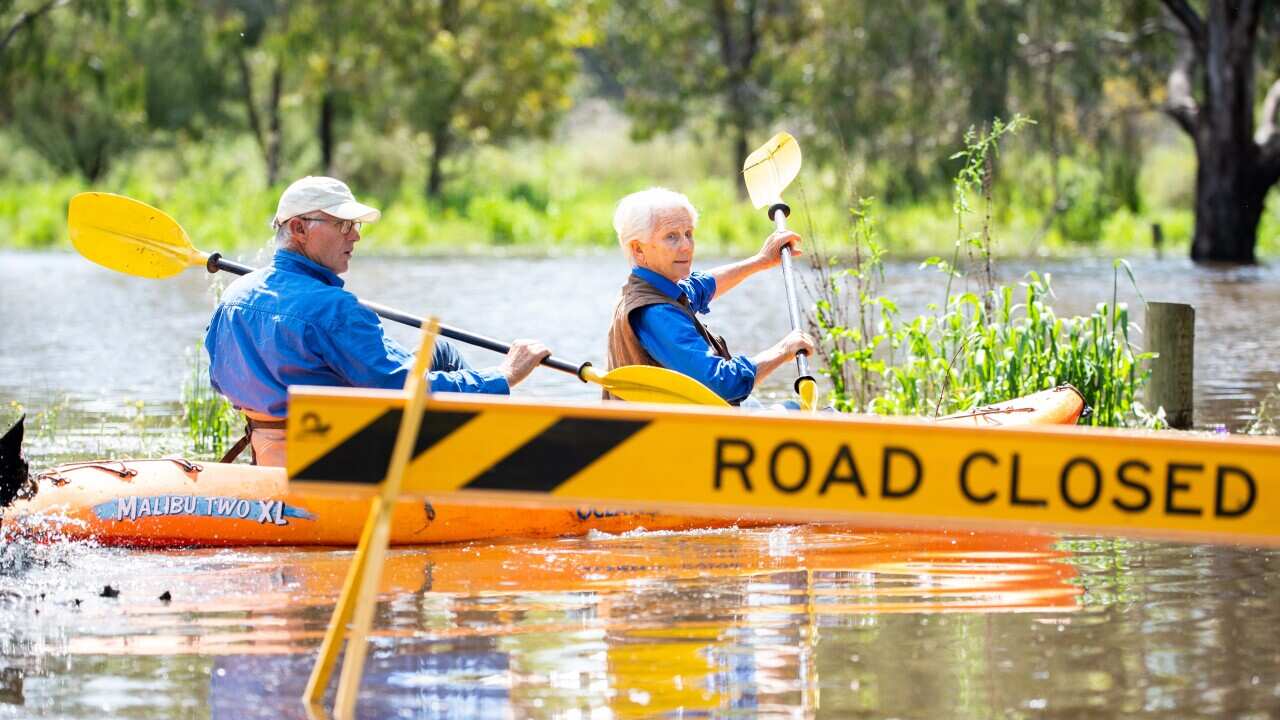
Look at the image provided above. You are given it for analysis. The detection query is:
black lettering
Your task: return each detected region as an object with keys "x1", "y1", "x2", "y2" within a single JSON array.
[
  {"x1": 959, "y1": 451, "x2": 998, "y2": 504},
  {"x1": 769, "y1": 441, "x2": 811, "y2": 493},
  {"x1": 715, "y1": 438, "x2": 754, "y2": 491},
  {"x1": 819, "y1": 445, "x2": 865, "y2": 496},
  {"x1": 1059, "y1": 457, "x2": 1103, "y2": 510},
  {"x1": 1113, "y1": 460, "x2": 1153, "y2": 513},
  {"x1": 1010, "y1": 453, "x2": 1048, "y2": 507},
  {"x1": 1165, "y1": 463, "x2": 1203, "y2": 516},
  {"x1": 882, "y1": 446, "x2": 922, "y2": 498},
  {"x1": 1215, "y1": 466, "x2": 1256, "y2": 518}
]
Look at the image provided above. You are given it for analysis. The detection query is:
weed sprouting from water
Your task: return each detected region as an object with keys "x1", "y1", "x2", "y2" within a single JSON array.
[
  {"x1": 1246, "y1": 383, "x2": 1280, "y2": 435},
  {"x1": 811, "y1": 117, "x2": 1154, "y2": 426},
  {"x1": 181, "y1": 344, "x2": 239, "y2": 459}
]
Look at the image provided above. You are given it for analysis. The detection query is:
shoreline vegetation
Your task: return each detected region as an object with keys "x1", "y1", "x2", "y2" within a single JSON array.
[
  {"x1": 4, "y1": 106, "x2": 1278, "y2": 260},
  {"x1": 4, "y1": 107, "x2": 1278, "y2": 459}
]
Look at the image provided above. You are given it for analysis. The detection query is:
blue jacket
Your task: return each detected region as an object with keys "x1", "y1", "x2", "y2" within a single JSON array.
[
  {"x1": 205, "y1": 249, "x2": 507, "y2": 417},
  {"x1": 629, "y1": 268, "x2": 758, "y2": 403}
]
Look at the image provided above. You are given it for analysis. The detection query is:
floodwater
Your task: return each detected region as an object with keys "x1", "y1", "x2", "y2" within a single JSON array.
[
  {"x1": 2, "y1": 250, "x2": 1280, "y2": 718},
  {"x1": 1, "y1": 526, "x2": 1277, "y2": 718},
  {"x1": 3, "y1": 251, "x2": 1278, "y2": 442}
]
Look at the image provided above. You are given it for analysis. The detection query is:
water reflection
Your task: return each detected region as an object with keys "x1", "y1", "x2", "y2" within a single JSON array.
[
  {"x1": 1, "y1": 525, "x2": 1278, "y2": 717},
  {"x1": 0, "y1": 526, "x2": 1081, "y2": 717}
]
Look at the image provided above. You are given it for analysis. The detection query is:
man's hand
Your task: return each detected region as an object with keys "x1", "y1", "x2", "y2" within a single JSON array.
[
  {"x1": 499, "y1": 339, "x2": 551, "y2": 387},
  {"x1": 753, "y1": 230, "x2": 803, "y2": 270}
]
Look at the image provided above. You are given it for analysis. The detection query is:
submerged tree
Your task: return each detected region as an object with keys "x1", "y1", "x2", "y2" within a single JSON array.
[{"x1": 1158, "y1": 0, "x2": 1280, "y2": 263}]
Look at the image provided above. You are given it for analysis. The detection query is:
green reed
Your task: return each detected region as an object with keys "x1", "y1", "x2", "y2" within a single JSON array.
[
  {"x1": 181, "y1": 343, "x2": 239, "y2": 458},
  {"x1": 812, "y1": 118, "x2": 1156, "y2": 427},
  {"x1": 1247, "y1": 383, "x2": 1280, "y2": 435}
]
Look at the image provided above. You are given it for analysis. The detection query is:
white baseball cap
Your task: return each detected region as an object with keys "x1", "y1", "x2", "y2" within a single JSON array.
[{"x1": 271, "y1": 176, "x2": 381, "y2": 229}]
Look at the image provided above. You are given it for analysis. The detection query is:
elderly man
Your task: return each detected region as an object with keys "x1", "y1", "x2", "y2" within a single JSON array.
[
  {"x1": 605, "y1": 187, "x2": 815, "y2": 405},
  {"x1": 206, "y1": 176, "x2": 550, "y2": 466}
]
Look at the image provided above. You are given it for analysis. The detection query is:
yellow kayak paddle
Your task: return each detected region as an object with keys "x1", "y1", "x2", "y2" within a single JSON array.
[
  {"x1": 67, "y1": 192, "x2": 728, "y2": 407},
  {"x1": 742, "y1": 131, "x2": 817, "y2": 411}
]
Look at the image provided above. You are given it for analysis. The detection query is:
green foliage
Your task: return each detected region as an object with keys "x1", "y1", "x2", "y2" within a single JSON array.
[
  {"x1": 812, "y1": 121, "x2": 1155, "y2": 427},
  {"x1": 181, "y1": 343, "x2": 240, "y2": 460},
  {"x1": 816, "y1": 220, "x2": 1155, "y2": 426},
  {"x1": 1246, "y1": 383, "x2": 1280, "y2": 436},
  {"x1": 365, "y1": 0, "x2": 592, "y2": 197},
  {"x1": 2, "y1": 2, "x2": 139, "y2": 180},
  {"x1": 594, "y1": 0, "x2": 807, "y2": 178}
]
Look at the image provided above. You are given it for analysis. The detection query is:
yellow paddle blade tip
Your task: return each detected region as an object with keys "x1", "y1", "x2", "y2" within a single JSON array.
[
  {"x1": 798, "y1": 378, "x2": 817, "y2": 412},
  {"x1": 601, "y1": 366, "x2": 730, "y2": 407},
  {"x1": 68, "y1": 192, "x2": 204, "y2": 279},
  {"x1": 742, "y1": 132, "x2": 802, "y2": 209}
]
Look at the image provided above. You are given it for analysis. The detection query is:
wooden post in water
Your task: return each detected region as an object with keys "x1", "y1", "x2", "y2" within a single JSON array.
[{"x1": 1144, "y1": 302, "x2": 1194, "y2": 429}]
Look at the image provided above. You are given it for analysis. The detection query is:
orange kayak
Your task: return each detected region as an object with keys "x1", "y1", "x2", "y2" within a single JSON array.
[
  {"x1": 5, "y1": 460, "x2": 760, "y2": 547},
  {"x1": 3, "y1": 386, "x2": 1084, "y2": 547}
]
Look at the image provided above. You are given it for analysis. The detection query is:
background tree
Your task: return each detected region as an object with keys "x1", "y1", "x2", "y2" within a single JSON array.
[
  {"x1": 2, "y1": 1, "x2": 227, "y2": 180},
  {"x1": 1158, "y1": 0, "x2": 1280, "y2": 262},
  {"x1": 795, "y1": 0, "x2": 952, "y2": 202},
  {"x1": 367, "y1": 0, "x2": 590, "y2": 199},
  {"x1": 595, "y1": 0, "x2": 807, "y2": 189},
  {"x1": 0, "y1": 1, "x2": 141, "y2": 180},
  {"x1": 210, "y1": 0, "x2": 293, "y2": 185}
]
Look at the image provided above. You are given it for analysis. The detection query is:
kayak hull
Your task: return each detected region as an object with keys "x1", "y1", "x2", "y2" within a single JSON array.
[
  {"x1": 4, "y1": 385, "x2": 1084, "y2": 547},
  {"x1": 5, "y1": 460, "x2": 750, "y2": 547}
]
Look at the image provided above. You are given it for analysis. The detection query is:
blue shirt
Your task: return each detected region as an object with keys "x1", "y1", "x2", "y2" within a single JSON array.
[
  {"x1": 629, "y1": 267, "x2": 758, "y2": 403},
  {"x1": 205, "y1": 249, "x2": 508, "y2": 417}
]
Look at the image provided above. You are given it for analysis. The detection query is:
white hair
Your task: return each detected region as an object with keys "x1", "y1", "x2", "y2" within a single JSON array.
[
  {"x1": 274, "y1": 222, "x2": 294, "y2": 249},
  {"x1": 274, "y1": 215, "x2": 320, "y2": 250},
  {"x1": 612, "y1": 188, "x2": 699, "y2": 256}
]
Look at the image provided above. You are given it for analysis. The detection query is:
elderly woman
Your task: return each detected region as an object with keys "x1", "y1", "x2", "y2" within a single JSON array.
[{"x1": 605, "y1": 187, "x2": 815, "y2": 404}]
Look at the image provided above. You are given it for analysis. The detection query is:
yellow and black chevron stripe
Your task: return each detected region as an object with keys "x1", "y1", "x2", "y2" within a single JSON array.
[{"x1": 292, "y1": 407, "x2": 649, "y2": 490}]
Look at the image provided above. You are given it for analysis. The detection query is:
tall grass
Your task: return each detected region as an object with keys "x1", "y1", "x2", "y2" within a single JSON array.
[
  {"x1": 812, "y1": 119, "x2": 1157, "y2": 427},
  {"x1": 180, "y1": 343, "x2": 240, "y2": 459},
  {"x1": 1247, "y1": 383, "x2": 1280, "y2": 436}
]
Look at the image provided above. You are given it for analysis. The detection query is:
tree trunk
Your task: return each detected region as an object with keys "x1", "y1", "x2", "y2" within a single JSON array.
[
  {"x1": 1190, "y1": 154, "x2": 1267, "y2": 262},
  {"x1": 733, "y1": 122, "x2": 748, "y2": 193},
  {"x1": 1160, "y1": 0, "x2": 1276, "y2": 264},
  {"x1": 713, "y1": 0, "x2": 759, "y2": 198},
  {"x1": 264, "y1": 63, "x2": 282, "y2": 186},
  {"x1": 426, "y1": 126, "x2": 451, "y2": 199},
  {"x1": 318, "y1": 88, "x2": 334, "y2": 175},
  {"x1": 236, "y1": 48, "x2": 284, "y2": 186}
]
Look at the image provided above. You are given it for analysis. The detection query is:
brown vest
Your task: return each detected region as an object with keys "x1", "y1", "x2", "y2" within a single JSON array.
[{"x1": 604, "y1": 273, "x2": 732, "y2": 400}]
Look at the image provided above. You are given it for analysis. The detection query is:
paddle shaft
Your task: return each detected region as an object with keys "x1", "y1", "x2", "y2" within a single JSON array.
[
  {"x1": 205, "y1": 253, "x2": 589, "y2": 379},
  {"x1": 766, "y1": 204, "x2": 814, "y2": 389}
]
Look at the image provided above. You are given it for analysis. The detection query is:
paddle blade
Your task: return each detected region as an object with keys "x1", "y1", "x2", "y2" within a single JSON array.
[
  {"x1": 597, "y1": 366, "x2": 730, "y2": 407},
  {"x1": 68, "y1": 192, "x2": 206, "y2": 279},
  {"x1": 742, "y1": 132, "x2": 801, "y2": 209}
]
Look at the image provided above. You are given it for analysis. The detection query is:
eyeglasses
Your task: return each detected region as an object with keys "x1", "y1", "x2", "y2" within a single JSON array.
[{"x1": 297, "y1": 216, "x2": 362, "y2": 235}]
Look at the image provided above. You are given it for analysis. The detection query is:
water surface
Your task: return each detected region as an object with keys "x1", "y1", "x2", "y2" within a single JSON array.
[{"x1": 1, "y1": 250, "x2": 1279, "y2": 717}]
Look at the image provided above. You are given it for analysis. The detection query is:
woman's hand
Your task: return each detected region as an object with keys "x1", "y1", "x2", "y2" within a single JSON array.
[{"x1": 753, "y1": 230, "x2": 803, "y2": 269}]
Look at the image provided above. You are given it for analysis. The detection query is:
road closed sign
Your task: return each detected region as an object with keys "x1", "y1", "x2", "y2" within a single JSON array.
[{"x1": 287, "y1": 388, "x2": 1280, "y2": 545}]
